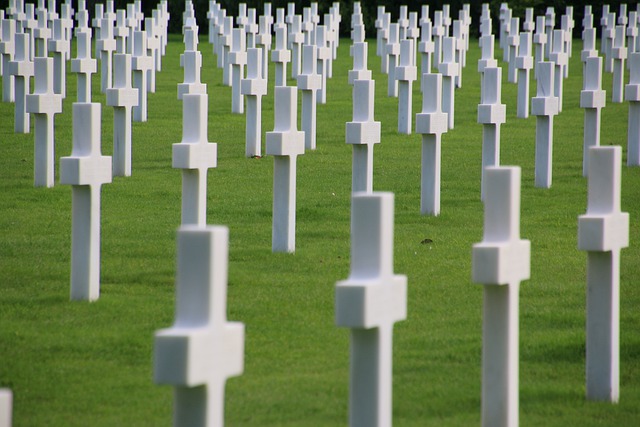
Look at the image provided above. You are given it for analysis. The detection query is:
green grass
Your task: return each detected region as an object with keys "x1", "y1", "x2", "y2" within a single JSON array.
[{"x1": 1, "y1": 34, "x2": 639, "y2": 426}]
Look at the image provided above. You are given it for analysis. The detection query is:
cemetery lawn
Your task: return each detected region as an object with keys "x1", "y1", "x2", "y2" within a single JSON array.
[{"x1": 1, "y1": 34, "x2": 639, "y2": 426}]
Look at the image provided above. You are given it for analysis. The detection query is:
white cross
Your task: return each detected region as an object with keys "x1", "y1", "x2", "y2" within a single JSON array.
[
  {"x1": 523, "y1": 7, "x2": 535, "y2": 32},
  {"x1": 531, "y1": 61, "x2": 559, "y2": 188},
  {"x1": 97, "y1": 17, "x2": 116, "y2": 93},
  {"x1": 244, "y1": 8, "x2": 258, "y2": 49},
  {"x1": 114, "y1": 10, "x2": 128, "y2": 54},
  {"x1": 545, "y1": 7, "x2": 555, "y2": 60},
  {"x1": 255, "y1": 15, "x2": 272, "y2": 82},
  {"x1": 48, "y1": 19, "x2": 69, "y2": 97},
  {"x1": 290, "y1": 15, "x2": 303, "y2": 79},
  {"x1": 8, "y1": 32, "x2": 33, "y2": 134},
  {"x1": 154, "y1": 226, "x2": 244, "y2": 427},
  {"x1": 132, "y1": 30, "x2": 153, "y2": 122},
  {"x1": 348, "y1": 40, "x2": 371, "y2": 85},
  {"x1": 220, "y1": 17, "x2": 232, "y2": 86},
  {"x1": 106, "y1": 53, "x2": 139, "y2": 177},
  {"x1": 478, "y1": 35, "x2": 497, "y2": 95},
  {"x1": 385, "y1": 23, "x2": 400, "y2": 98},
  {"x1": 604, "y1": 13, "x2": 616, "y2": 72},
  {"x1": 347, "y1": 79, "x2": 380, "y2": 193},
  {"x1": 229, "y1": 28, "x2": 247, "y2": 113},
  {"x1": 172, "y1": 94, "x2": 218, "y2": 227},
  {"x1": 515, "y1": 32, "x2": 533, "y2": 118},
  {"x1": 26, "y1": 57, "x2": 62, "y2": 187},
  {"x1": 178, "y1": 29, "x2": 206, "y2": 101},
  {"x1": 145, "y1": 17, "x2": 161, "y2": 91},
  {"x1": 71, "y1": 30, "x2": 96, "y2": 103},
  {"x1": 578, "y1": 146, "x2": 629, "y2": 403},
  {"x1": 335, "y1": 192, "x2": 407, "y2": 427},
  {"x1": 416, "y1": 73, "x2": 448, "y2": 215},
  {"x1": 374, "y1": 6, "x2": 385, "y2": 57},
  {"x1": 478, "y1": 67, "x2": 506, "y2": 200},
  {"x1": 507, "y1": 17, "x2": 520, "y2": 83},
  {"x1": 0, "y1": 18, "x2": 16, "y2": 103},
  {"x1": 627, "y1": 12, "x2": 638, "y2": 57},
  {"x1": 0, "y1": 389, "x2": 12, "y2": 427},
  {"x1": 582, "y1": 28, "x2": 598, "y2": 75},
  {"x1": 241, "y1": 47, "x2": 267, "y2": 157},
  {"x1": 396, "y1": 39, "x2": 417, "y2": 134},
  {"x1": 316, "y1": 25, "x2": 331, "y2": 103},
  {"x1": 625, "y1": 52, "x2": 640, "y2": 166},
  {"x1": 580, "y1": 56, "x2": 606, "y2": 176},
  {"x1": 266, "y1": 86, "x2": 305, "y2": 253},
  {"x1": 611, "y1": 25, "x2": 627, "y2": 103},
  {"x1": 59, "y1": 102, "x2": 113, "y2": 301},
  {"x1": 533, "y1": 16, "x2": 547, "y2": 78},
  {"x1": 23, "y1": 4, "x2": 38, "y2": 60},
  {"x1": 297, "y1": 44, "x2": 321, "y2": 150},
  {"x1": 549, "y1": 29, "x2": 567, "y2": 112},
  {"x1": 92, "y1": 4, "x2": 104, "y2": 50},
  {"x1": 378, "y1": 13, "x2": 390, "y2": 74},
  {"x1": 418, "y1": 19, "x2": 434, "y2": 76},
  {"x1": 472, "y1": 166, "x2": 530, "y2": 427},
  {"x1": 439, "y1": 36, "x2": 458, "y2": 129}
]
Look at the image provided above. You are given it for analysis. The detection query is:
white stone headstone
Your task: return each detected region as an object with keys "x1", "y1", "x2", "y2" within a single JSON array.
[
  {"x1": 172, "y1": 94, "x2": 218, "y2": 226},
  {"x1": 266, "y1": 86, "x2": 305, "y2": 253},
  {"x1": 626, "y1": 52, "x2": 640, "y2": 166},
  {"x1": 416, "y1": 73, "x2": 448, "y2": 216},
  {"x1": 316, "y1": 25, "x2": 331, "y2": 103},
  {"x1": 8, "y1": 32, "x2": 33, "y2": 133},
  {"x1": 581, "y1": 28, "x2": 598, "y2": 78},
  {"x1": 132, "y1": 30, "x2": 153, "y2": 122},
  {"x1": 34, "y1": 8, "x2": 50, "y2": 57},
  {"x1": 611, "y1": 25, "x2": 627, "y2": 103},
  {"x1": 604, "y1": 12, "x2": 616, "y2": 73},
  {"x1": 154, "y1": 226, "x2": 244, "y2": 427},
  {"x1": 256, "y1": 15, "x2": 272, "y2": 82},
  {"x1": 0, "y1": 389, "x2": 12, "y2": 427},
  {"x1": 385, "y1": 23, "x2": 400, "y2": 98},
  {"x1": 114, "y1": 9, "x2": 128, "y2": 54},
  {"x1": 396, "y1": 39, "x2": 417, "y2": 134},
  {"x1": 297, "y1": 44, "x2": 321, "y2": 150},
  {"x1": 48, "y1": 19, "x2": 69, "y2": 97},
  {"x1": 531, "y1": 61, "x2": 559, "y2": 188},
  {"x1": 241, "y1": 47, "x2": 267, "y2": 157},
  {"x1": 335, "y1": 191, "x2": 407, "y2": 427},
  {"x1": 229, "y1": 28, "x2": 247, "y2": 113},
  {"x1": 347, "y1": 79, "x2": 380, "y2": 193},
  {"x1": 106, "y1": 53, "x2": 139, "y2": 177},
  {"x1": 578, "y1": 146, "x2": 629, "y2": 403},
  {"x1": 418, "y1": 18, "x2": 434, "y2": 76},
  {"x1": 545, "y1": 7, "x2": 555, "y2": 60},
  {"x1": 580, "y1": 56, "x2": 606, "y2": 176},
  {"x1": 515, "y1": 31, "x2": 533, "y2": 118},
  {"x1": 533, "y1": 16, "x2": 547, "y2": 79},
  {"x1": 472, "y1": 166, "x2": 530, "y2": 427},
  {"x1": 26, "y1": 57, "x2": 63, "y2": 188},
  {"x1": 507, "y1": 17, "x2": 520, "y2": 83},
  {"x1": 478, "y1": 67, "x2": 506, "y2": 200},
  {"x1": 478, "y1": 34, "x2": 497, "y2": 96},
  {"x1": 96, "y1": 16, "x2": 116, "y2": 93},
  {"x1": 0, "y1": 18, "x2": 16, "y2": 103},
  {"x1": 271, "y1": 26, "x2": 290, "y2": 87},
  {"x1": 348, "y1": 38, "x2": 371, "y2": 85},
  {"x1": 60, "y1": 102, "x2": 112, "y2": 301},
  {"x1": 439, "y1": 37, "x2": 458, "y2": 129},
  {"x1": 178, "y1": 28, "x2": 206, "y2": 100},
  {"x1": 378, "y1": 12, "x2": 390, "y2": 74},
  {"x1": 549, "y1": 29, "x2": 567, "y2": 112},
  {"x1": 289, "y1": 14, "x2": 303, "y2": 79},
  {"x1": 71, "y1": 30, "x2": 96, "y2": 103}
]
